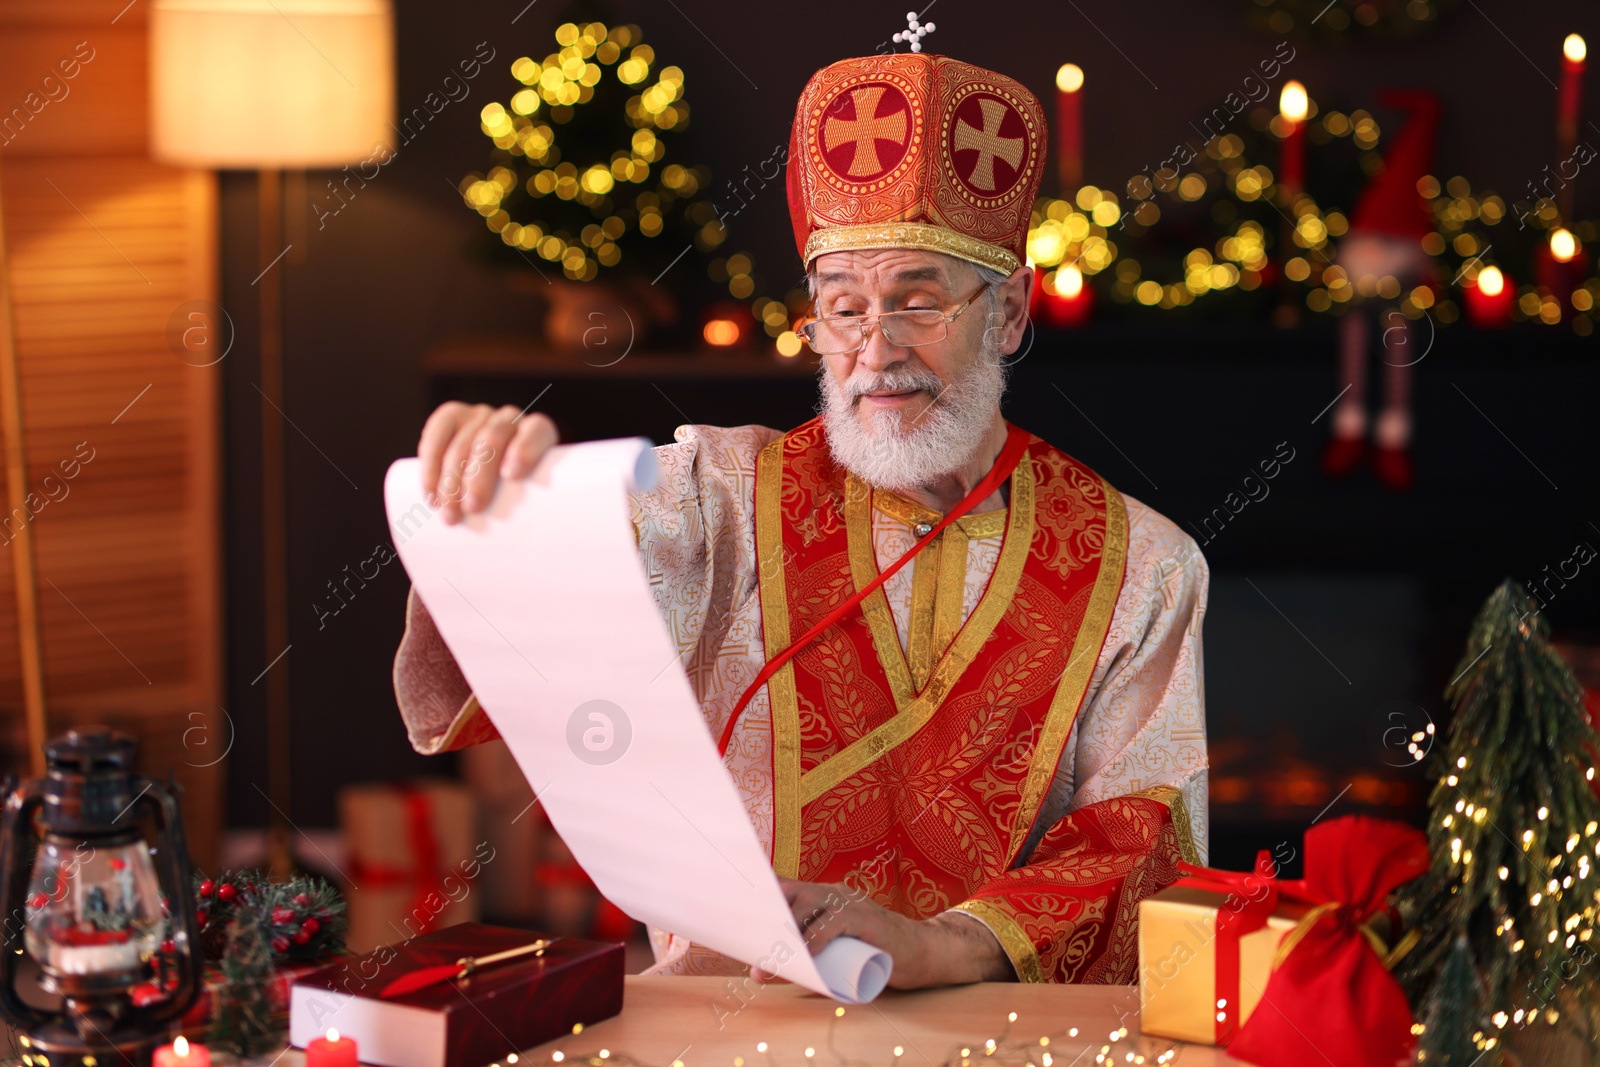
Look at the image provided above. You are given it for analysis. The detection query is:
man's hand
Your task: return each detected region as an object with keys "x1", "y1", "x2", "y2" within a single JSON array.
[
  {"x1": 417, "y1": 402, "x2": 559, "y2": 524},
  {"x1": 758, "y1": 876, "x2": 1015, "y2": 989}
]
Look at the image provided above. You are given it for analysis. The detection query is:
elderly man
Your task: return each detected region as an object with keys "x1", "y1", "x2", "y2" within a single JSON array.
[{"x1": 393, "y1": 52, "x2": 1208, "y2": 989}]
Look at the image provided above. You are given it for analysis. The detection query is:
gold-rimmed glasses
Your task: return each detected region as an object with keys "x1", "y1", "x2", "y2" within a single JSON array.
[{"x1": 798, "y1": 281, "x2": 992, "y2": 355}]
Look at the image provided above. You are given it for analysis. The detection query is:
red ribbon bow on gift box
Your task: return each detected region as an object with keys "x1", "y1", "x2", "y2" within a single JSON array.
[
  {"x1": 1174, "y1": 815, "x2": 1431, "y2": 1067},
  {"x1": 347, "y1": 782, "x2": 445, "y2": 935}
]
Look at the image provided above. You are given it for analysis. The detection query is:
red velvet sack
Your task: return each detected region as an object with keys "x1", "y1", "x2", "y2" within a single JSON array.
[{"x1": 1226, "y1": 816, "x2": 1430, "y2": 1067}]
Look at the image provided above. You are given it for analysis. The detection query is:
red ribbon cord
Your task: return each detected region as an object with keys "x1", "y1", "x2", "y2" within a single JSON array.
[
  {"x1": 716, "y1": 423, "x2": 1031, "y2": 758},
  {"x1": 1174, "y1": 851, "x2": 1282, "y2": 1045},
  {"x1": 347, "y1": 783, "x2": 444, "y2": 936}
]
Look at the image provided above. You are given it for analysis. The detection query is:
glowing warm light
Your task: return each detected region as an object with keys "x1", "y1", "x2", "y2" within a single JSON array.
[
  {"x1": 1477, "y1": 265, "x2": 1505, "y2": 297},
  {"x1": 1056, "y1": 63, "x2": 1084, "y2": 93},
  {"x1": 1550, "y1": 228, "x2": 1578, "y2": 262},
  {"x1": 326, "y1": 1031, "x2": 340, "y2": 1044},
  {"x1": 1055, "y1": 264, "x2": 1085, "y2": 298},
  {"x1": 703, "y1": 319, "x2": 740, "y2": 346},
  {"x1": 775, "y1": 331, "x2": 802, "y2": 358},
  {"x1": 1565, "y1": 34, "x2": 1587, "y2": 63},
  {"x1": 174, "y1": 1038, "x2": 190, "y2": 1057},
  {"x1": 1279, "y1": 80, "x2": 1308, "y2": 123}
]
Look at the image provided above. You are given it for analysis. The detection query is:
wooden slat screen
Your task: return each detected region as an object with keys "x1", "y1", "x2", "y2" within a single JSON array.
[{"x1": 0, "y1": 1, "x2": 224, "y2": 867}]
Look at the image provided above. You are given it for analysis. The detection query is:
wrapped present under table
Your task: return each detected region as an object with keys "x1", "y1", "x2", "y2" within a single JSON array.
[{"x1": 338, "y1": 779, "x2": 485, "y2": 951}]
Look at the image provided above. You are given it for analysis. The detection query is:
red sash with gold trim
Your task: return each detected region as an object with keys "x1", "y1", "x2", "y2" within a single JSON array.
[{"x1": 753, "y1": 417, "x2": 1128, "y2": 919}]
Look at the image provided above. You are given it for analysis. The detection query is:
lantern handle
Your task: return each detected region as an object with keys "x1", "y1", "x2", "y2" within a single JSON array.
[
  {"x1": 0, "y1": 777, "x2": 51, "y2": 1030},
  {"x1": 131, "y1": 776, "x2": 203, "y2": 1027}
]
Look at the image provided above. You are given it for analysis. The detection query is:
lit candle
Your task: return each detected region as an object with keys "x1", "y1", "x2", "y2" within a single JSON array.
[
  {"x1": 1055, "y1": 64, "x2": 1084, "y2": 196},
  {"x1": 306, "y1": 1029, "x2": 360, "y2": 1067},
  {"x1": 1534, "y1": 228, "x2": 1584, "y2": 317},
  {"x1": 153, "y1": 1035, "x2": 211, "y2": 1067},
  {"x1": 1463, "y1": 265, "x2": 1514, "y2": 329},
  {"x1": 1557, "y1": 34, "x2": 1586, "y2": 221},
  {"x1": 1042, "y1": 264, "x2": 1093, "y2": 328},
  {"x1": 1278, "y1": 80, "x2": 1309, "y2": 199},
  {"x1": 1558, "y1": 34, "x2": 1586, "y2": 154}
]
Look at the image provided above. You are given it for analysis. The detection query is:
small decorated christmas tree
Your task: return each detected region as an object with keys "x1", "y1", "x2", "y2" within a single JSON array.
[
  {"x1": 1394, "y1": 579, "x2": 1600, "y2": 1063},
  {"x1": 208, "y1": 914, "x2": 279, "y2": 1058}
]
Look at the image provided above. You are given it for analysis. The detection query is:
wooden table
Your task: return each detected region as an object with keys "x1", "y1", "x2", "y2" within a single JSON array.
[
  {"x1": 269, "y1": 978, "x2": 1244, "y2": 1067},
  {"x1": 520, "y1": 977, "x2": 1244, "y2": 1066}
]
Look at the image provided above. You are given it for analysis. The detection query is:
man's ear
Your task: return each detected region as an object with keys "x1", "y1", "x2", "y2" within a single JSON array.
[{"x1": 999, "y1": 264, "x2": 1033, "y2": 353}]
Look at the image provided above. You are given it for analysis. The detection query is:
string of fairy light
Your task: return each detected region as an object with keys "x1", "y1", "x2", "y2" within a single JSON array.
[
  {"x1": 469, "y1": 1009, "x2": 1181, "y2": 1067},
  {"x1": 1415, "y1": 726, "x2": 1600, "y2": 1054},
  {"x1": 456, "y1": 23, "x2": 1594, "y2": 354},
  {"x1": 1431, "y1": 750, "x2": 1599, "y2": 1041},
  {"x1": 1025, "y1": 80, "x2": 1599, "y2": 336}
]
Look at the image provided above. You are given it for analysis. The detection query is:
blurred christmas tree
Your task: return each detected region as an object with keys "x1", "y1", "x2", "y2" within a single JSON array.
[
  {"x1": 456, "y1": 11, "x2": 726, "y2": 287},
  {"x1": 1392, "y1": 579, "x2": 1600, "y2": 1065}
]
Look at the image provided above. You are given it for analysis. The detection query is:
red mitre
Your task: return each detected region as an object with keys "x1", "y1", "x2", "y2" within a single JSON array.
[{"x1": 785, "y1": 52, "x2": 1048, "y2": 277}]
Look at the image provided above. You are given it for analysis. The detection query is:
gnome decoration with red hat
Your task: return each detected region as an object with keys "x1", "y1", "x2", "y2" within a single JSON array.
[{"x1": 1323, "y1": 90, "x2": 1442, "y2": 492}]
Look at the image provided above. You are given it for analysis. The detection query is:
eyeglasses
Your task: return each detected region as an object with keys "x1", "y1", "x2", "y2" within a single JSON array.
[{"x1": 798, "y1": 281, "x2": 992, "y2": 356}]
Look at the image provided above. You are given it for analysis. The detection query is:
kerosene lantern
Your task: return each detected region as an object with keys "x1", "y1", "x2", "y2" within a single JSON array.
[{"x1": 0, "y1": 728, "x2": 202, "y2": 1067}]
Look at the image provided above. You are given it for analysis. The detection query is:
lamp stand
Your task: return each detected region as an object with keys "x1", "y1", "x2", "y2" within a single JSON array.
[
  {"x1": 0, "y1": 154, "x2": 50, "y2": 777},
  {"x1": 258, "y1": 167, "x2": 294, "y2": 879}
]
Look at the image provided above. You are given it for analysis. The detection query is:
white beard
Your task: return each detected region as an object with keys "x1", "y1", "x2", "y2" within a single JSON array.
[{"x1": 817, "y1": 334, "x2": 1008, "y2": 493}]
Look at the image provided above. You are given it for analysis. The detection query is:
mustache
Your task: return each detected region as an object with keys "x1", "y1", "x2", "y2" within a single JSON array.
[{"x1": 840, "y1": 367, "x2": 945, "y2": 401}]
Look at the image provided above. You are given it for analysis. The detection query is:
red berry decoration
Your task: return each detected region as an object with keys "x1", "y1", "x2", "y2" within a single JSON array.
[
  {"x1": 28, "y1": 892, "x2": 48, "y2": 909},
  {"x1": 294, "y1": 893, "x2": 310, "y2": 906},
  {"x1": 301, "y1": 917, "x2": 320, "y2": 935},
  {"x1": 196, "y1": 909, "x2": 208, "y2": 925},
  {"x1": 161, "y1": 938, "x2": 175, "y2": 954},
  {"x1": 271, "y1": 906, "x2": 296, "y2": 925},
  {"x1": 291, "y1": 930, "x2": 311, "y2": 946},
  {"x1": 216, "y1": 883, "x2": 237, "y2": 903},
  {"x1": 198, "y1": 880, "x2": 214, "y2": 898},
  {"x1": 271, "y1": 935, "x2": 290, "y2": 953}
]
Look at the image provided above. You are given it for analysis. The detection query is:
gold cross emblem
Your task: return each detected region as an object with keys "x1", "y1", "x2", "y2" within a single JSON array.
[
  {"x1": 823, "y1": 86, "x2": 909, "y2": 178},
  {"x1": 952, "y1": 97, "x2": 1024, "y2": 191}
]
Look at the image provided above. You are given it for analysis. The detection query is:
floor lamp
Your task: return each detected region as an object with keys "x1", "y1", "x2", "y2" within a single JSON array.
[{"x1": 150, "y1": 0, "x2": 394, "y2": 878}]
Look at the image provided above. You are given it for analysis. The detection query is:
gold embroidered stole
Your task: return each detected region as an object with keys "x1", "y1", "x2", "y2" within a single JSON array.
[{"x1": 752, "y1": 417, "x2": 1128, "y2": 917}]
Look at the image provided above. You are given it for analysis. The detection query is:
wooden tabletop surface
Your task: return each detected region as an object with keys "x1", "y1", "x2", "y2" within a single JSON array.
[
  {"x1": 270, "y1": 977, "x2": 1246, "y2": 1067},
  {"x1": 518, "y1": 976, "x2": 1245, "y2": 1067}
]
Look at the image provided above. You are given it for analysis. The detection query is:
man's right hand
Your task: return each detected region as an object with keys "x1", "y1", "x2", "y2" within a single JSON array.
[{"x1": 417, "y1": 402, "x2": 560, "y2": 524}]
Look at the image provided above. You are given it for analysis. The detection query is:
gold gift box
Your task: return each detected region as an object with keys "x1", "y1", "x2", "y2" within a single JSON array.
[{"x1": 1137, "y1": 884, "x2": 1313, "y2": 1046}]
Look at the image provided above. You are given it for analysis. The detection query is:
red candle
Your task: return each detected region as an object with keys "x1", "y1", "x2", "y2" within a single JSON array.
[
  {"x1": 1557, "y1": 34, "x2": 1586, "y2": 222},
  {"x1": 1558, "y1": 34, "x2": 1586, "y2": 152},
  {"x1": 1055, "y1": 64, "x2": 1083, "y2": 197},
  {"x1": 1042, "y1": 265, "x2": 1093, "y2": 328},
  {"x1": 153, "y1": 1036, "x2": 211, "y2": 1067},
  {"x1": 1534, "y1": 229, "x2": 1585, "y2": 315},
  {"x1": 1278, "y1": 81, "x2": 1308, "y2": 199},
  {"x1": 306, "y1": 1029, "x2": 360, "y2": 1067},
  {"x1": 1463, "y1": 266, "x2": 1515, "y2": 329}
]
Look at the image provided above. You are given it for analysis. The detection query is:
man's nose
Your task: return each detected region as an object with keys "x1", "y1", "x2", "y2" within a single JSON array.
[{"x1": 853, "y1": 318, "x2": 911, "y2": 371}]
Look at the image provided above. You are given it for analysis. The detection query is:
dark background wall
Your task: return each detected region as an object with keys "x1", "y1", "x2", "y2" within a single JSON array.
[{"x1": 216, "y1": 0, "x2": 1600, "y2": 865}]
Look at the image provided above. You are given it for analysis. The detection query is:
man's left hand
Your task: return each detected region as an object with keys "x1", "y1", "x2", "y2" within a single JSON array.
[{"x1": 759, "y1": 876, "x2": 1015, "y2": 989}]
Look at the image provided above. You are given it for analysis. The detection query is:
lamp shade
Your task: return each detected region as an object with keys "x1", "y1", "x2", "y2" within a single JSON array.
[{"x1": 151, "y1": 0, "x2": 394, "y2": 168}]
